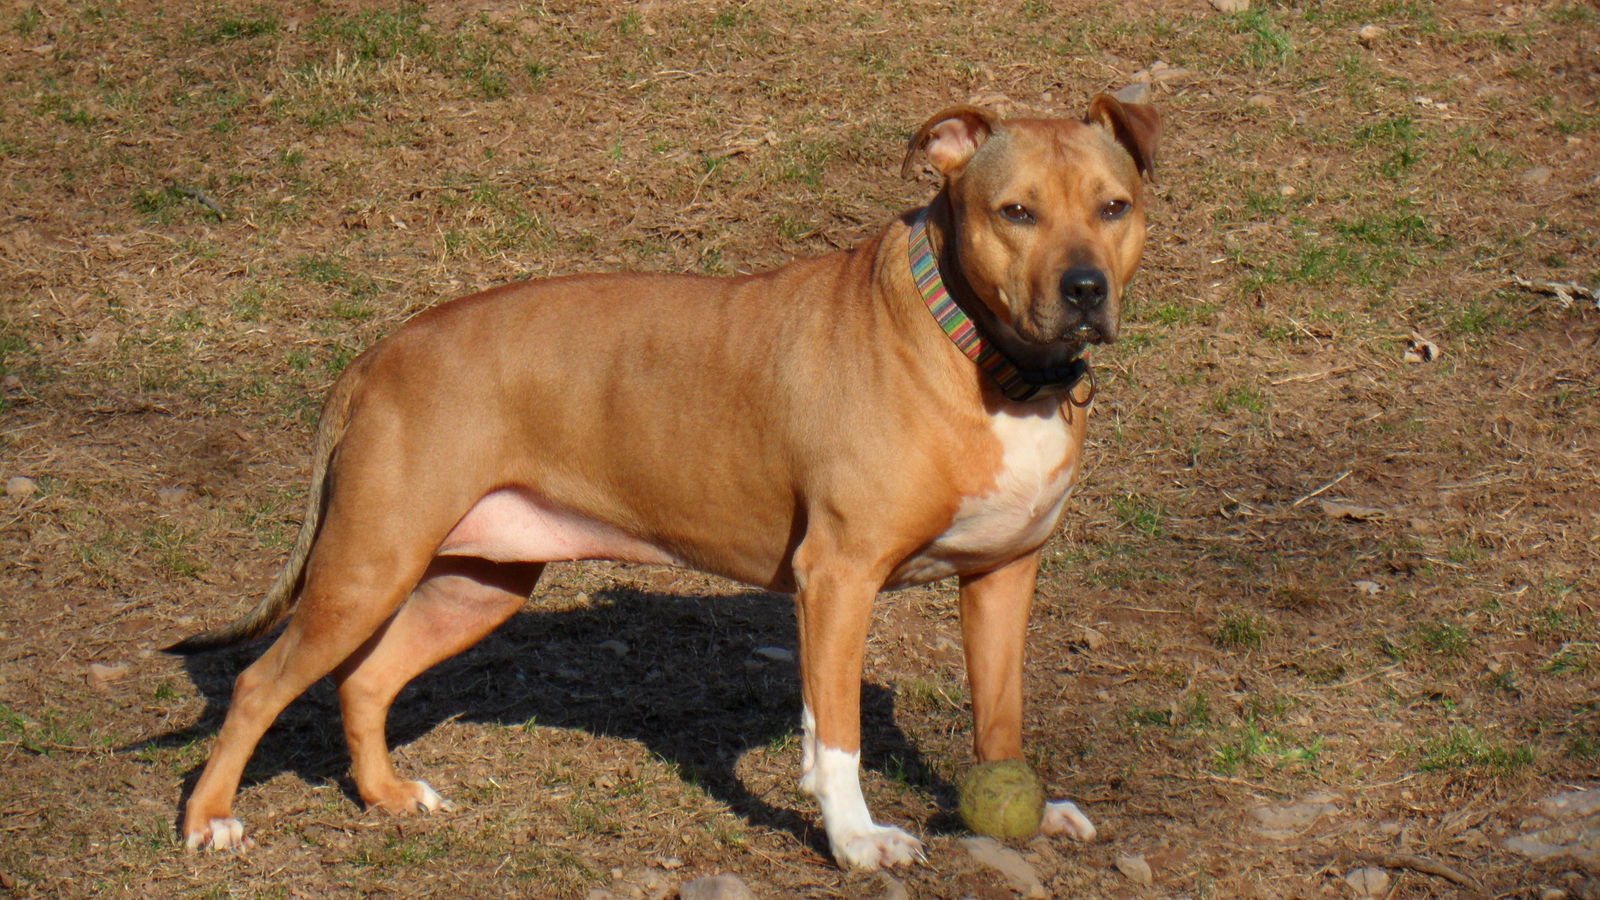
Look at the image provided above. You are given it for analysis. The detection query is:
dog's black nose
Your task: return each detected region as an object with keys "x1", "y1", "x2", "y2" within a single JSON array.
[{"x1": 1060, "y1": 266, "x2": 1109, "y2": 309}]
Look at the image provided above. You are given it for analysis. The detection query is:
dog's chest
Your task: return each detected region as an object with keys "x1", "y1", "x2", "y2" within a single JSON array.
[{"x1": 889, "y1": 406, "x2": 1079, "y2": 588}]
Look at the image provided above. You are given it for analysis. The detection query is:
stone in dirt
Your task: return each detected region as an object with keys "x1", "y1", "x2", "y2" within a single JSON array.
[
  {"x1": 589, "y1": 866, "x2": 673, "y2": 900},
  {"x1": 1505, "y1": 788, "x2": 1600, "y2": 871},
  {"x1": 1250, "y1": 792, "x2": 1341, "y2": 839},
  {"x1": 961, "y1": 835, "x2": 1047, "y2": 899},
  {"x1": 1344, "y1": 866, "x2": 1390, "y2": 897},
  {"x1": 1210, "y1": 0, "x2": 1249, "y2": 11},
  {"x1": 6, "y1": 476, "x2": 37, "y2": 499},
  {"x1": 877, "y1": 871, "x2": 909, "y2": 900},
  {"x1": 1115, "y1": 853, "x2": 1154, "y2": 885},
  {"x1": 88, "y1": 662, "x2": 130, "y2": 686},
  {"x1": 677, "y1": 874, "x2": 755, "y2": 900}
]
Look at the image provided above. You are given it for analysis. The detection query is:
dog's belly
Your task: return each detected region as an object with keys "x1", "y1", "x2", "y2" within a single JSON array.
[
  {"x1": 887, "y1": 404, "x2": 1078, "y2": 589},
  {"x1": 437, "y1": 488, "x2": 681, "y2": 566}
]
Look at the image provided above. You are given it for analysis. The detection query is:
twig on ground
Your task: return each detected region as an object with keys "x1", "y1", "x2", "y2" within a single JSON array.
[
  {"x1": 1510, "y1": 272, "x2": 1598, "y2": 311},
  {"x1": 167, "y1": 183, "x2": 226, "y2": 219},
  {"x1": 1290, "y1": 470, "x2": 1351, "y2": 508},
  {"x1": 1330, "y1": 849, "x2": 1484, "y2": 894}
]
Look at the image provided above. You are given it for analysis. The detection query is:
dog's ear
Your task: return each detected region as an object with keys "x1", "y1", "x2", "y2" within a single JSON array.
[
  {"x1": 901, "y1": 105, "x2": 999, "y2": 179},
  {"x1": 1086, "y1": 93, "x2": 1160, "y2": 181}
]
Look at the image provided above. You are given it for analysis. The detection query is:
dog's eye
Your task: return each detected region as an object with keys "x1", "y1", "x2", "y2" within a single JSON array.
[
  {"x1": 1100, "y1": 199, "x2": 1131, "y2": 221},
  {"x1": 999, "y1": 203, "x2": 1035, "y2": 224}
]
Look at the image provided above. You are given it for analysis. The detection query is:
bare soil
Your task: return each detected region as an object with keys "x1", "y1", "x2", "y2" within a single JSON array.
[{"x1": 2, "y1": 1, "x2": 1597, "y2": 898}]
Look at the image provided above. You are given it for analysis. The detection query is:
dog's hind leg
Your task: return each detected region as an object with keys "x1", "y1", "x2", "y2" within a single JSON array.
[
  {"x1": 332, "y1": 557, "x2": 543, "y2": 815},
  {"x1": 181, "y1": 442, "x2": 472, "y2": 851}
]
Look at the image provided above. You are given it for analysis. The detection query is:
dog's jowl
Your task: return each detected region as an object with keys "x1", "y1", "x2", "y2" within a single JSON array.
[{"x1": 170, "y1": 94, "x2": 1158, "y2": 870}]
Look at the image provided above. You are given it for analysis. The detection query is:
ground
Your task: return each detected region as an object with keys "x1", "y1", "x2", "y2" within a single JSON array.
[{"x1": 1, "y1": 1, "x2": 1597, "y2": 898}]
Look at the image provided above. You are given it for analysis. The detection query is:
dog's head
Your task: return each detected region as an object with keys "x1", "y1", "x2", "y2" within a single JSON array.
[{"x1": 903, "y1": 95, "x2": 1159, "y2": 372}]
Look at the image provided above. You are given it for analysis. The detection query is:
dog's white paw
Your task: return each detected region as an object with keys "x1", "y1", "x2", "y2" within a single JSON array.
[
  {"x1": 1041, "y1": 799, "x2": 1096, "y2": 842},
  {"x1": 829, "y1": 822, "x2": 925, "y2": 871},
  {"x1": 407, "y1": 780, "x2": 453, "y2": 813},
  {"x1": 185, "y1": 816, "x2": 252, "y2": 852}
]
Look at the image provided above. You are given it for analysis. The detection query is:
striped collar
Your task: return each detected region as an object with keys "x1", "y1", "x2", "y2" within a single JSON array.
[{"x1": 907, "y1": 210, "x2": 1090, "y2": 403}]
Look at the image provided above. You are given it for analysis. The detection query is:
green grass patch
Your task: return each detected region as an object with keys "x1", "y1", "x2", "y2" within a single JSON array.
[{"x1": 1417, "y1": 727, "x2": 1534, "y2": 774}]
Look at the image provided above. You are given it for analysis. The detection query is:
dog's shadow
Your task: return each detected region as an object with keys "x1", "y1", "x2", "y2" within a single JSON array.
[{"x1": 160, "y1": 585, "x2": 951, "y2": 852}]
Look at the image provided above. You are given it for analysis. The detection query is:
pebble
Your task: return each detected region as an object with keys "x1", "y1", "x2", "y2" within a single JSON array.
[
  {"x1": 1250, "y1": 793, "x2": 1341, "y2": 839},
  {"x1": 1357, "y1": 24, "x2": 1385, "y2": 46},
  {"x1": 961, "y1": 836, "x2": 1047, "y2": 899},
  {"x1": 1210, "y1": 0, "x2": 1249, "y2": 11},
  {"x1": 753, "y1": 646, "x2": 794, "y2": 663},
  {"x1": 1505, "y1": 788, "x2": 1600, "y2": 869},
  {"x1": 1344, "y1": 866, "x2": 1390, "y2": 897},
  {"x1": 6, "y1": 476, "x2": 38, "y2": 499},
  {"x1": 1, "y1": 374, "x2": 20, "y2": 392},
  {"x1": 1115, "y1": 853, "x2": 1154, "y2": 885},
  {"x1": 156, "y1": 486, "x2": 191, "y2": 506},
  {"x1": 878, "y1": 872, "x2": 910, "y2": 900},
  {"x1": 88, "y1": 661, "x2": 130, "y2": 686},
  {"x1": 1113, "y1": 82, "x2": 1150, "y2": 105},
  {"x1": 678, "y1": 874, "x2": 755, "y2": 900},
  {"x1": 592, "y1": 866, "x2": 673, "y2": 900},
  {"x1": 1522, "y1": 166, "x2": 1555, "y2": 185}
]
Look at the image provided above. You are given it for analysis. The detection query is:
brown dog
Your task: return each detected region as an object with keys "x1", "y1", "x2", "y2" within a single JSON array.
[{"x1": 169, "y1": 94, "x2": 1158, "y2": 870}]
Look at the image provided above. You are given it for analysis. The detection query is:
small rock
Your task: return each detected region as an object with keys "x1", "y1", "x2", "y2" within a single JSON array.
[
  {"x1": 1077, "y1": 625, "x2": 1108, "y2": 651},
  {"x1": 156, "y1": 486, "x2": 191, "y2": 507},
  {"x1": 961, "y1": 836, "x2": 1047, "y2": 899},
  {"x1": 1130, "y1": 60, "x2": 1196, "y2": 84},
  {"x1": 1540, "y1": 790, "x2": 1600, "y2": 820},
  {"x1": 1357, "y1": 24, "x2": 1385, "y2": 46},
  {"x1": 1210, "y1": 0, "x2": 1248, "y2": 11},
  {"x1": 1344, "y1": 866, "x2": 1390, "y2": 897},
  {"x1": 1, "y1": 374, "x2": 20, "y2": 392},
  {"x1": 1543, "y1": 888, "x2": 1570, "y2": 900},
  {"x1": 655, "y1": 856, "x2": 685, "y2": 870},
  {"x1": 1115, "y1": 853, "x2": 1154, "y2": 885},
  {"x1": 678, "y1": 874, "x2": 755, "y2": 900},
  {"x1": 1251, "y1": 794, "x2": 1341, "y2": 839},
  {"x1": 596, "y1": 639, "x2": 629, "y2": 657},
  {"x1": 1352, "y1": 580, "x2": 1382, "y2": 595},
  {"x1": 6, "y1": 476, "x2": 38, "y2": 499},
  {"x1": 601, "y1": 866, "x2": 674, "y2": 900},
  {"x1": 1279, "y1": 185, "x2": 1297, "y2": 197},
  {"x1": 753, "y1": 646, "x2": 794, "y2": 663},
  {"x1": 1112, "y1": 82, "x2": 1150, "y2": 105},
  {"x1": 88, "y1": 661, "x2": 130, "y2": 686},
  {"x1": 1246, "y1": 94, "x2": 1273, "y2": 110},
  {"x1": 878, "y1": 872, "x2": 910, "y2": 900},
  {"x1": 1522, "y1": 166, "x2": 1555, "y2": 185}
]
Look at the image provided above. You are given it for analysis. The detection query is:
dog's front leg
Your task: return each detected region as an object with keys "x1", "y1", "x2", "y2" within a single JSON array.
[
  {"x1": 959, "y1": 552, "x2": 1096, "y2": 842},
  {"x1": 794, "y1": 565, "x2": 924, "y2": 870}
]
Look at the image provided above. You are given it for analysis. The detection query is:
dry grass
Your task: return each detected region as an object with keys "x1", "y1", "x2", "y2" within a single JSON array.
[{"x1": 2, "y1": 1, "x2": 1597, "y2": 897}]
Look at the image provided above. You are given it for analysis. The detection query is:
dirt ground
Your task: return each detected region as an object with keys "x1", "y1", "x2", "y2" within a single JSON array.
[{"x1": 2, "y1": 1, "x2": 1597, "y2": 897}]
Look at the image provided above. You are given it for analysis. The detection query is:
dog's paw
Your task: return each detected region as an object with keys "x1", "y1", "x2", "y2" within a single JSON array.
[
  {"x1": 185, "y1": 816, "x2": 252, "y2": 852},
  {"x1": 1040, "y1": 799, "x2": 1096, "y2": 842},
  {"x1": 829, "y1": 823, "x2": 925, "y2": 871},
  {"x1": 368, "y1": 779, "x2": 454, "y2": 815}
]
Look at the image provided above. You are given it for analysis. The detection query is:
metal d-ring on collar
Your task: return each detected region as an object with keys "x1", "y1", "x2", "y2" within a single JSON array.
[{"x1": 907, "y1": 210, "x2": 1093, "y2": 404}]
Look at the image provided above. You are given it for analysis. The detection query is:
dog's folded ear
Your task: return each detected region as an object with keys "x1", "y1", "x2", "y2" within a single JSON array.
[
  {"x1": 902, "y1": 105, "x2": 1000, "y2": 179},
  {"x1": 1086, "y1": 93, "x2": 1161, "y2": 181}
]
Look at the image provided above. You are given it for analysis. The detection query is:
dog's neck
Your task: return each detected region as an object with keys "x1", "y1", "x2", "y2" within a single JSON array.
[{"x1": 908, "y1": 208, "x2": 1090, "y2": 404}]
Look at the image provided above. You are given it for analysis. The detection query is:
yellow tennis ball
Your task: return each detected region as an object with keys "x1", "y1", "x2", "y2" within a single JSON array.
[{"x1": 958, "y1": 760, "x2": 1046, "y2": 840}]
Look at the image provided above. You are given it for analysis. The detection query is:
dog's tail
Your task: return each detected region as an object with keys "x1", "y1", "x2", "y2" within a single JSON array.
[{"x1": 163, "y1": 367, "x2": 364, "y2": 655}]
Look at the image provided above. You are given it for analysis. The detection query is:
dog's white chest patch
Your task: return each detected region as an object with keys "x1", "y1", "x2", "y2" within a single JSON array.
[{"x1": 889, "y1": 403, "x2": 1078, "y2": 588}]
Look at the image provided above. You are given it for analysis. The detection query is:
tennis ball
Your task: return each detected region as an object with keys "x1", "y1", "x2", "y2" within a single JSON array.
[{"x1": 957, "y1": 760, "x2": 1046, "y2": 841}]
